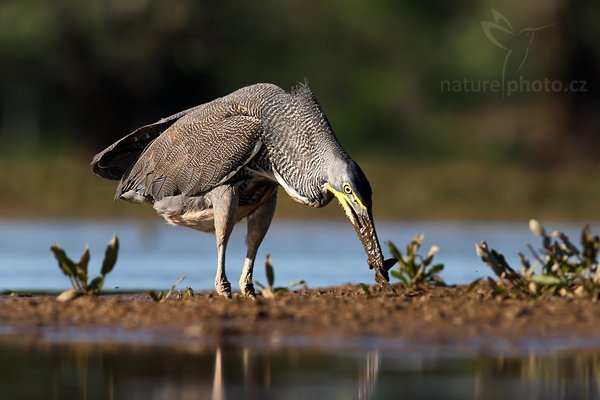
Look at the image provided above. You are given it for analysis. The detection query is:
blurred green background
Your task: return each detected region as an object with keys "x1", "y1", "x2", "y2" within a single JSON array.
[{"x1": 0, "y1": 0, "x2": 598, "y2": 221}]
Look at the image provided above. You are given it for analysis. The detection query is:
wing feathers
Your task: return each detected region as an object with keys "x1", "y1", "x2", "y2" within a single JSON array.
[
  {"x1": 91, "y1": 104, "x2": 207, "y2": 180},
  {"x1": 116, "y1": 102, "x2": 262, "y2": 202}
]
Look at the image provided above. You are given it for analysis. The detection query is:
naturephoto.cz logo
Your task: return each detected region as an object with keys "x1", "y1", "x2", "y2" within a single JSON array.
[{"x1": 440, "y1": 9, "x2": 588, "y2": 97}]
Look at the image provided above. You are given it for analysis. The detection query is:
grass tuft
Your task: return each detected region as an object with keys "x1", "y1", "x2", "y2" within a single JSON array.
[
  {"x1": 386, "y1": 234, "x2": 445, "y2": 288},
  {"x1": 254, "y1": 254, "x2": 306, "y2": 298},
  {"x1": 148, "y1": 275, "x2": 194, "y2": 302},
  {"x1": 476, "y1": 220, "x2": 600, "y2": 299}
]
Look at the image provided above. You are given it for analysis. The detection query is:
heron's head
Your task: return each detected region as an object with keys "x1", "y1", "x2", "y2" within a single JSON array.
[{"x1": 326, "y1": 159, "x2": 397, "y2": 282}]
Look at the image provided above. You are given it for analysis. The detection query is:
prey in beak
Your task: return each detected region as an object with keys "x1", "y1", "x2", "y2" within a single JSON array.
[{"x1": 326, "y1": 184, "x2": 397, "y2": 289}]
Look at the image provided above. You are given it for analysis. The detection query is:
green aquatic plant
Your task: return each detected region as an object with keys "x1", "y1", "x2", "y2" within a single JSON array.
[
  {"x1": 475, "y1": 220, "x2": 600, "y2": 299},
  {"x1": 359, "y1": 283, "x2": 373, "y2": 298},
  {"x1": 177, "y1": 286, "x2": 194, "y2": 300},
  {"x1": 386, "y1": 234, "x2": 445, "y2": 288},
  {"x1": 51, "y1": 235, "x2": 118, "y2": 301},
  {"x1": 254, "y1": 254, "x2": 305, "y2": 298},
  {"x1": 149, "y1": 275, "x2": 194, "y2": 302}
]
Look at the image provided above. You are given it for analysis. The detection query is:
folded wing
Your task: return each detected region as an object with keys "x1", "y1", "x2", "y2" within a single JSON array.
[
  {"x1": 93, "y1": 101, "x2": 262, "y2": 202},
  {"x1": 91, "y1": 104, "x2": 207, "y2": 180}
]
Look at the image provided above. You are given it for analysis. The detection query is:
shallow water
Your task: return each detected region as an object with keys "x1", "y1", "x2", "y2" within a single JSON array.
[
  {"x1": 2, "y1": 219, "x2": 600, "y2": 399},
  {"x1": 0, "y1": 218, "x2": 595, "y2": 291},
  {"x1": 1, "y1": 331, "x2": 598, "y2": 400}
]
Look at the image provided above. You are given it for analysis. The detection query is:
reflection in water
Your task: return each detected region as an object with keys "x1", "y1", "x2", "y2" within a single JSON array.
[
  {"x1": 0, "y1": 336, "x2": 599, "y2": 399},
  {"x1": 358, "y1": 350, "x2": 379, "y2": 400},
  {"x1": 213, "y1": 347, "x2": 224, "y2": 400}
]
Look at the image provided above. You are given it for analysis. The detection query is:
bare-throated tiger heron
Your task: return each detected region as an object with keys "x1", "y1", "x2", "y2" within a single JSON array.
[{"x1": 92, "y1": 82, "x2": 396, "y2": 298}]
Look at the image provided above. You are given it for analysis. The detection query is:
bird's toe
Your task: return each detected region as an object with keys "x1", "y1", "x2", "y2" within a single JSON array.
[
  {"x1": 215, "y1": 281, "x2": 232, "y2": 299},
  {"x1": 218, "y1": 292, "x2": 233, "y2": 299},
  {"x1": 241, "y1": 283, "x2": 257, "y2": 300}
]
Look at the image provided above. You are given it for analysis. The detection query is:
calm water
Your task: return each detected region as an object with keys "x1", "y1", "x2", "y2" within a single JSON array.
[
  {"x1": 0, "y1": 218, "x2": 594, "y2": 291},
  {"x1": 2, "y1": 219, "x2": 599, "y2": 399},
  {"x1": 1, "y1": 331, "x2": 598, "y2": 400}
]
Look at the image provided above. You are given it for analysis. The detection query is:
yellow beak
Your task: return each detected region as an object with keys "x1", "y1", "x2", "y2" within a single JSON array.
[{"x1": 326, "y1": 184, "x2": 396, "y2": 282}]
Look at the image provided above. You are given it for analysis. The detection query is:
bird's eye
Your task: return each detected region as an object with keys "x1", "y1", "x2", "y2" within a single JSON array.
[{"x1": 343, "y1": 184, "x2": 352, "y2": 194}]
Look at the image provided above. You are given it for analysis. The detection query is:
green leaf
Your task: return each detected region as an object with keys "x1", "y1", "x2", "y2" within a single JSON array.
[
  {"x1": 183, "y1": 287, "x2": 194, "y2": 300},
  {"x1": 359, "y1": 283, "x2": 371, "y2": 297},
  {"x1": 542, "y1": 236, "x2": 551, "y2": 250},
  {"x1": 148, "y1": 291, "x2": 164, "y2": 302},
  {"x1": 426, "y1": 263, "x2": 444, "y2": 276},
  {"x1": 287, "y1": 280, "x2": 305, "y2": 290},
  {"x1": 530, "y1": 275, "x2": 562, "y2": 285},
  {"x1": 101, "y1": 235, "x2": 119, "y2": 276},
  {"x1": 464, "y1": 278, "x2": 482, "y2": 294},
  {"x1": 51, "y1": 244, "x2": 77, "y2": 278},
  {"x1": 518, "y1": 252, "x2": 531, "y2": 272},
  {"x1": 391, "y1": 270, "x2": 408, "y2": 284},
  {"x1": 386, "y1": 241, "x2": 403, "y2": 262},
  {"x1": 430, "y1": 275, "x2": 446, "y2": 286},
  {"x1": 406, "y1": 234, "x2": 424, "y2": 259},
  {"x1": 265, "y1": 255, "x2": 275, "y2": 288},
  {"x1": 581, "y1": 225, "x2": 599, "y2": 262},
  {"x1": 422, "y1": 254, "x2": 434, "y2": 267},
  {"x1": 412, "y1": 264, "x2": 424, "y2": 284},
  {"x1": 413, "y1": 233, "x2": 425, "y2": 247},
  {"x1": 88, "y1": 276, "x2": 104, "y2": 292},
  {"x1": 173, "y1": 275, "x2": 186, "y2": 287},
  {"x1": 162, "y1": 275, "x2": 186, "y2": 300},
  {"x1": 487, "y1": 277, "x2": 506, "y2": 294},
  {"x1": 76, "y1": 269, "x2": 88, "y2": 290},
  {"x1": 555, "y1": 231, "x2": 580, "y2": 257},
  {"x1": 477, "y1": 243, "x2": 513, "y2": 278},
  {"x1": 397, "y1": 257, "x2": 409, "y2": 273},
  {"x1": 77, "y1": 246, "x2": 90, "y2": 275},
  {"x1": 274, "y1": 287, "x2": 289, "y2": 294},
  {"x1": 406, "y1": 259, "x2": 423, "y2": 278}
]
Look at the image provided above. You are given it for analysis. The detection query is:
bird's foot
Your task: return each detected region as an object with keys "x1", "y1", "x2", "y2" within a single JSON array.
[
  {"x1": 375, "y1": 268, "x2": 395, "y2": 294},
  {"x1": 215, "y1": 281, "x2": 232, "y2": 299},
  {"x1": 240, "y1": 283, "x2": 257, "y2": 300}
]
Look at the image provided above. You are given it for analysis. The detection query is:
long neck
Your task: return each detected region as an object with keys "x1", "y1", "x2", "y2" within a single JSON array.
[{"x1": 257, "y1": 93, "x2": 346, "y2": 206}]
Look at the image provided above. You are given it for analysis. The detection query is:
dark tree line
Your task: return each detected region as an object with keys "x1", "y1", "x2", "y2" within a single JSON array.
[{"x1": 0, "y1": 0, "x2": 597, "y2": 163}]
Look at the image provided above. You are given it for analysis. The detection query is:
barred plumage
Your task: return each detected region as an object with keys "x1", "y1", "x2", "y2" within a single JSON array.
[{"x1": 92, "y1": 81, "x2": 394, "y2": 298}]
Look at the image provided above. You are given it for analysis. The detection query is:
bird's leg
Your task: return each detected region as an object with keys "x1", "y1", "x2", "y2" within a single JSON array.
[
  {"x1": 240, "y1": 190, "x2": 277, "y2": 299},
  {"x1": 212, "y1": 185, "x2": 239, "y2": 299}
]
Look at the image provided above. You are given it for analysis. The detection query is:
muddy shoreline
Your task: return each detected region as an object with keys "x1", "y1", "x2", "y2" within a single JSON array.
[{"x1": 1, "y1": 285, "x2": 599, "y2": 348}]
